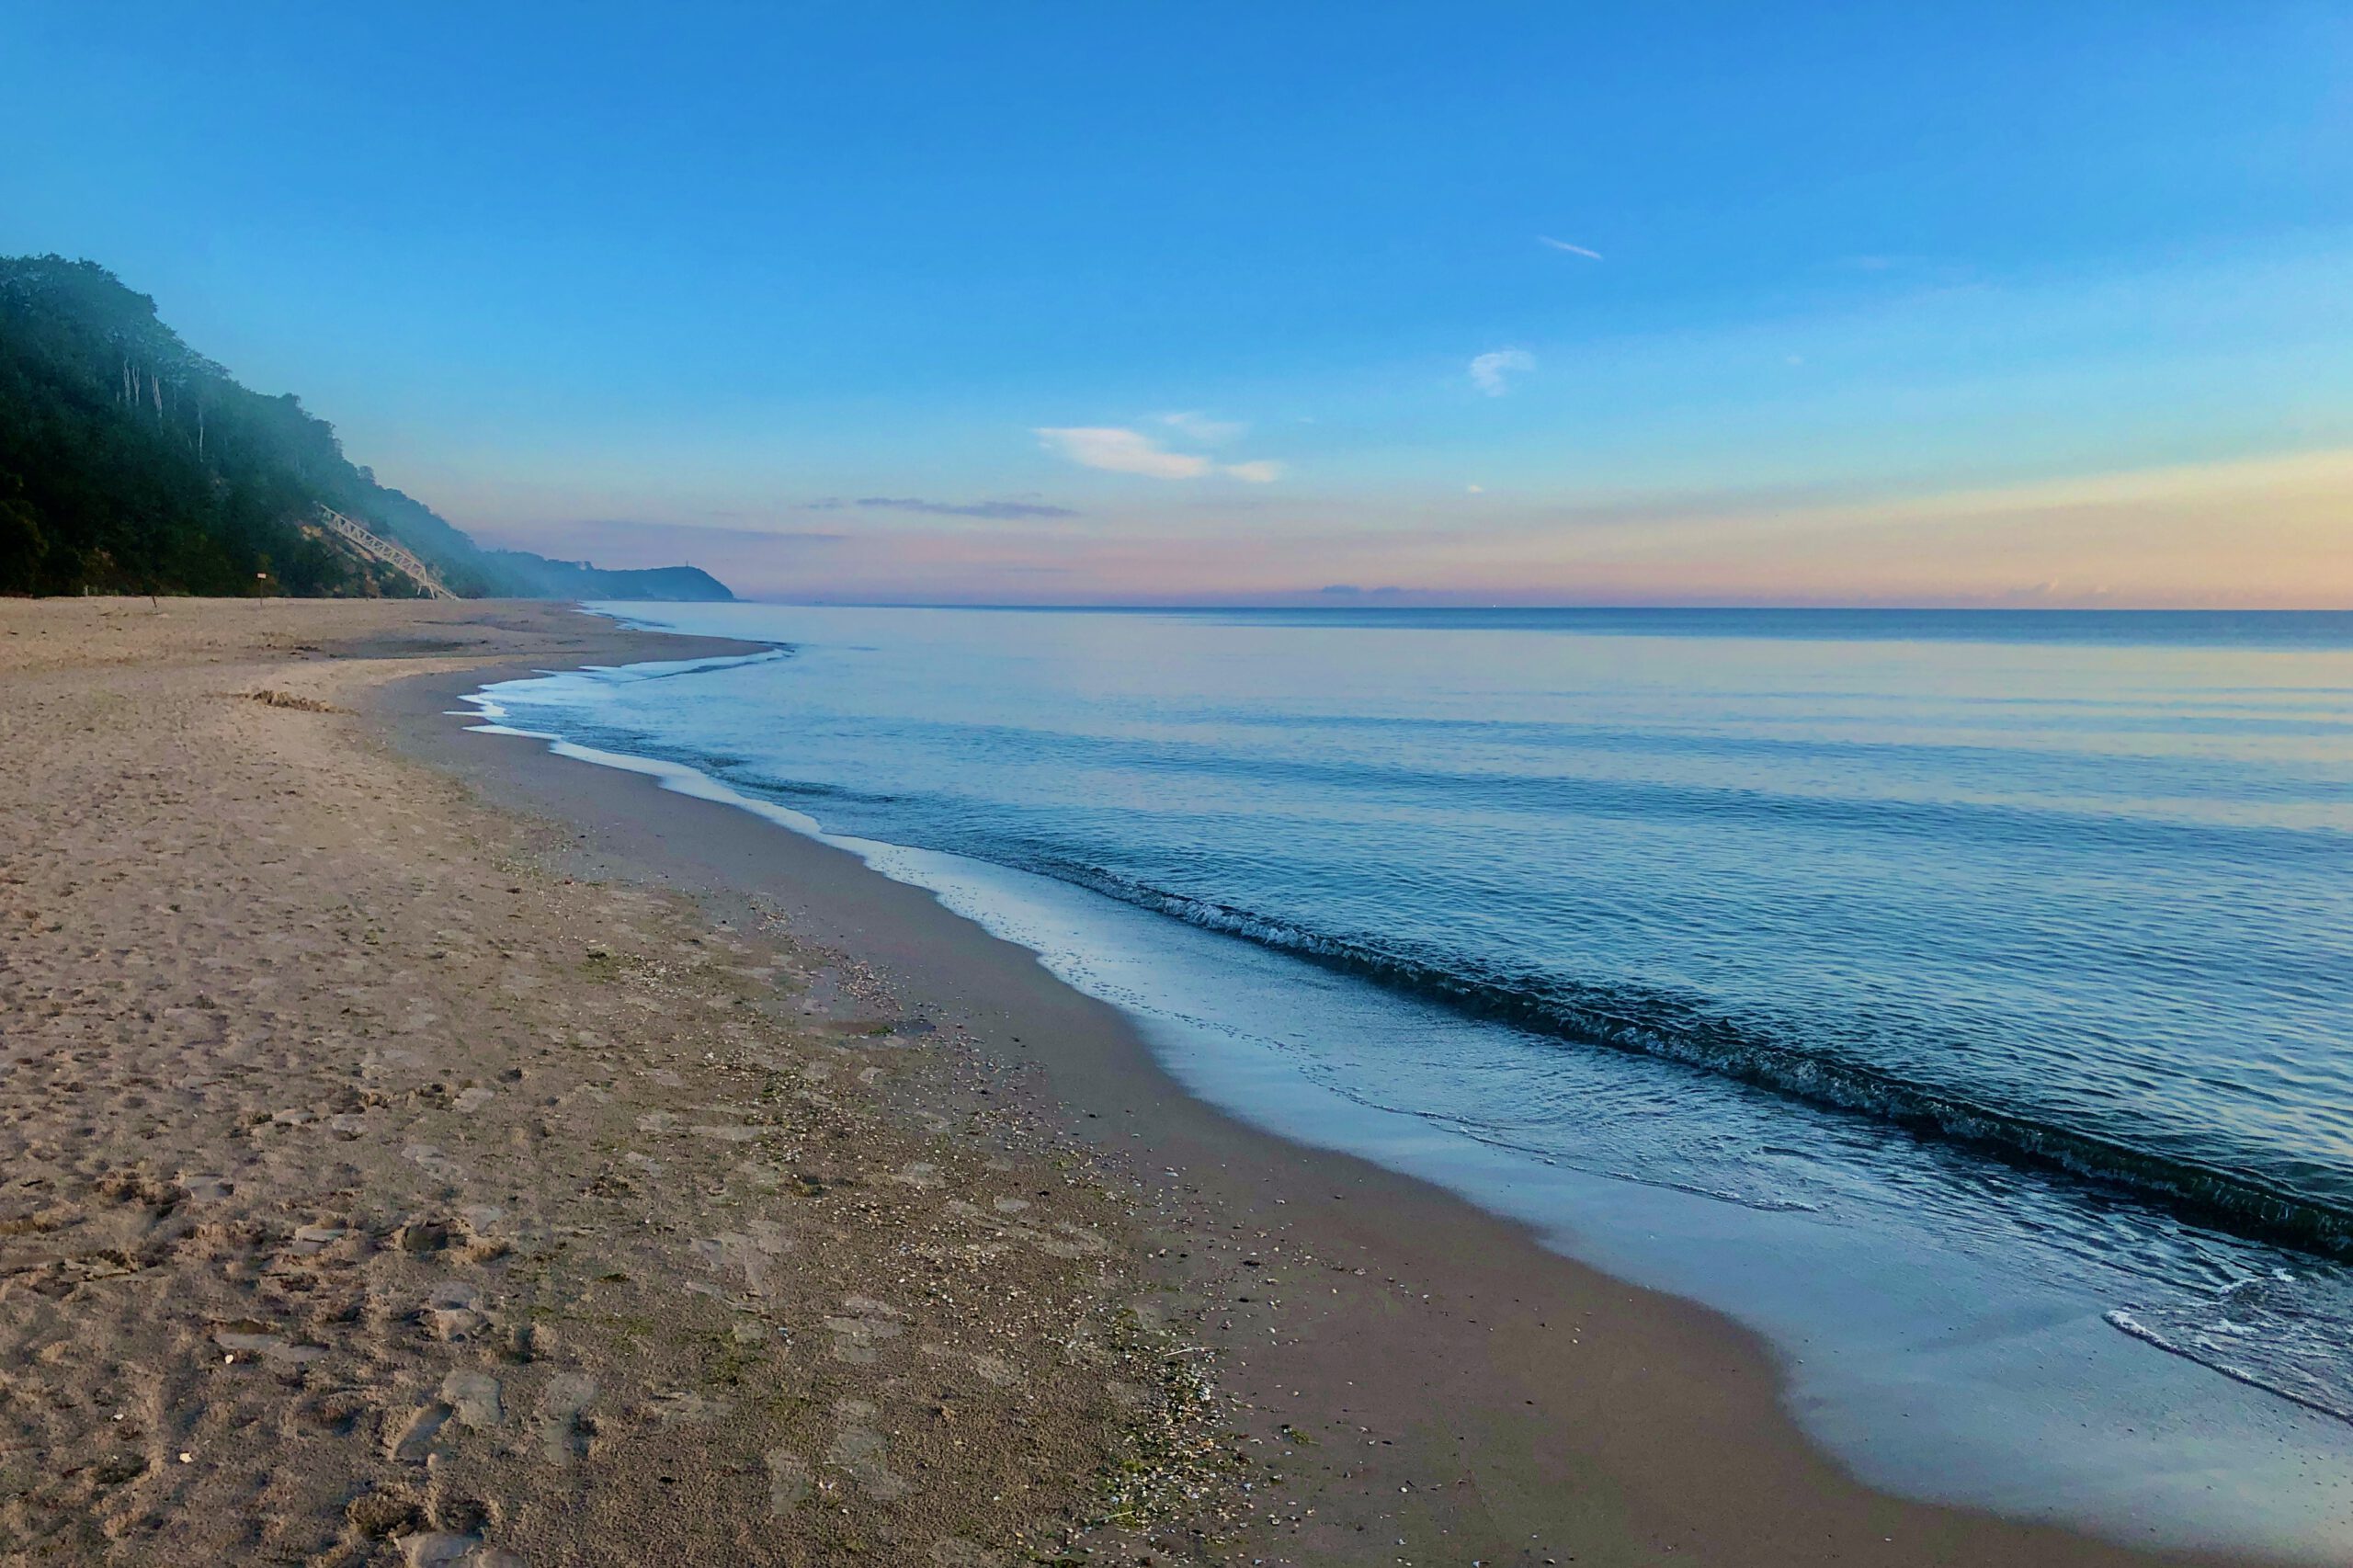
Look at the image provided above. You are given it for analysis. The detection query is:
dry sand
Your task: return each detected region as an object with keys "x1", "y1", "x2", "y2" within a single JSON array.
[{"x1": 0, "y1": 597, "x2": 2285, "y2": 1566}]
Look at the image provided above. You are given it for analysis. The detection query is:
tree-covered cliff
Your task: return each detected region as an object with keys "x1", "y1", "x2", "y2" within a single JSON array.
[{"x1": 0, "y1": 256, "x2": 731, "y2": 601}]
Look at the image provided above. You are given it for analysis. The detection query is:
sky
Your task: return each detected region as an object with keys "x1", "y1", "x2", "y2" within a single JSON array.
[{"x1": 4, "y1": 3, "x2": 2351, "y2": 606}]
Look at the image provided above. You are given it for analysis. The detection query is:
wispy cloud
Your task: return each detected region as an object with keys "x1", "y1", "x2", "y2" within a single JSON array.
[
  {"x1": 810, "y1": 495, "x2": 1081, "y2": 519},
  {"x1": 470, "y1": 519, "x2": 851, "y2": 564},
  {"x1": 1468, "y1": 348, "x2": 1534, "y2": 397},
  {"x1": 1539, "y1": 236, "x2": 1602, "y2": 260},
  {"x1": 1159, "y1": 410, "x2": 1247, "y2": 443},
  {"x1": 1036, "y1": 426, "x2": 1280, "y2": 482},
  {"x1": 1037, "y1": 426, "x2": 1211, "y2": 479}
]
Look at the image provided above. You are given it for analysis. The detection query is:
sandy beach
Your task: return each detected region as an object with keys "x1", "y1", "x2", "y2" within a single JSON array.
[{"x1": 0, "y1": 597, "x2": 2288, "y2": 1567}]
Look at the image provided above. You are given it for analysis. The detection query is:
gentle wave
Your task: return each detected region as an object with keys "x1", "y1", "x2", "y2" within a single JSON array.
[
  {"x1": 995, "y1": 854, "x2": 2353, "y2": 1261},
  {"x1": 847, "y1": 715, "x2": 2353, "y2": 859},
  {"x1": 524, "y1": 689, "x2": 2353, "y2": 1263},
  {"x1": 576, "y1": 648, "x2": 795, "y2": 683}
]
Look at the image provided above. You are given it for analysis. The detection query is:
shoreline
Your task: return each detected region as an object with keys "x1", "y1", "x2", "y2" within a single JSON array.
[
  {"x1": 375, "y1": 608, "x2": 2297, "y2": 1568},
  {"x1": 2, "y1": 598, "x2": 1240, "y2": 1565},
  {"x1": 0, "y1": 596, "x2": 2311, "y2": 1565}
]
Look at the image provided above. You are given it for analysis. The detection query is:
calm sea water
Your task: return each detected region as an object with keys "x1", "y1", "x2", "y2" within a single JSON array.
[{"x1": 473, "y1": 604, "x2": 2353, "y2": 1550}]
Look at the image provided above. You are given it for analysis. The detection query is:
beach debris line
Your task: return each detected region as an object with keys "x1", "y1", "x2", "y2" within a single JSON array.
[{"x1": 243, "y1": 687, "x2": 343, "y2": 712}]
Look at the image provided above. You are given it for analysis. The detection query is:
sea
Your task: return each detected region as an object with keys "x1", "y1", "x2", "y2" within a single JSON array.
[{"x1": 467, "y1": 603, "x2": 2353, "y2": 1558}]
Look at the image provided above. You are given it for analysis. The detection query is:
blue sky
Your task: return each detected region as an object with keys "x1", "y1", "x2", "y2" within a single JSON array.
[{"x1": 5, "y1": 3, "x2": 2350, "y2": 603}]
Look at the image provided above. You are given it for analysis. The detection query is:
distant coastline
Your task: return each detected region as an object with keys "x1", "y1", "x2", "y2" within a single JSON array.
[{"x1": 762, "y1": 600, "x2": 2353, "y2": 641}]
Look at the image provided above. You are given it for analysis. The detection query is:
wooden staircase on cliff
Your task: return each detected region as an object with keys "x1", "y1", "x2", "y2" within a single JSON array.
[{"x1": 314, "y1": 507, "x2": 457, "y2": 599}]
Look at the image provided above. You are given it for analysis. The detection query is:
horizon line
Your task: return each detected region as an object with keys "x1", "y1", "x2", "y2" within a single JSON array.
[{"x1": 710, "y1": 598, "x2": 2353, "y2": 615}]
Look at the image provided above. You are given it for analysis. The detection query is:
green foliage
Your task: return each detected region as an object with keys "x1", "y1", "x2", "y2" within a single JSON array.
[
  {"x1": 0, "y1": 256, "x2": 732, "y2": 601},
  {"x1": 0, "y1": 473, "x2": 44, "y2": 589},
  {"x1": 0, "y1": 256, "x2": 369, "y2": 595}
]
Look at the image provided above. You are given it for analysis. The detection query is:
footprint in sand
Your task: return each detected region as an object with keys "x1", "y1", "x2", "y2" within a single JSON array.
[
  {"x1": 424, "y1": 1281, "x2": 489, "y2": 1341},
  {"x1": 460, "y1": 1204, "x2": 509, "y2": 1242},
  {"x1": 402, "y1": 1143, "x2": 466, "y2": 1183},
  {"x1": 1022, "y1": 1221, "x2": 1108, "y2": 1258},
  {"x1": 442, "y1": 1369, "x2": 503, "y2": 1429},
  {"x1": 826, "y1": 1400, "x2": 911, "y2": 1501},
  {"x1": 387, "y1": 1402, "x2": 452, "y2": 1462},
  {"x1": 690, "y1": 1220, "x2": 792, "y2": 1297},
  {"x1": 821, "y1": 1297, "x2": 904, "y2": 1363},
  {"x1": 646, "y1": 1390, "x2": 730, "y2": 1426},
  {"x1": 392, "y1": 1215, "x2": 456, "y2": 1256},
  {"x1": 176, "y1": 1173, "x2": 233, "y2": 1203},
  {"x1": 214, "y1": 1329, "x2": 326, "y2": 1369},
  {"x1": 293, "y1": 1388, "x2": 373, "y2": 1437},
  {"x1": 931, "y1": 1541, "x2": 1012, "y2": 1568},
  {"x1": 290, "y1": 1221, "x2": 349, "y2": 1256},
  {"x1": 394, "y1": 1531, "x2": 524, "y2": 1568},
  {"x1": 537, "y1": 1371, "x2": 597, "y2": 1465},
  {"x1": 689, "y1": 1123, "x2": 763, "y2": 1143},
  {"x1": 764, "y1": 1447, "x2": 812, "y2": 1514}
]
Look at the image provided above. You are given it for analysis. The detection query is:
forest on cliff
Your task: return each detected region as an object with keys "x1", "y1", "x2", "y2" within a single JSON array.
[{"x1": 0, "y1": 256, "x2": 730, "y2": 601}]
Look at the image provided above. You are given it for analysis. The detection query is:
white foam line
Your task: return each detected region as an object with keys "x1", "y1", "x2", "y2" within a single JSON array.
[
  {"x1": 2103, "y1": 1310, "x2": 2352, "y2": 1425},
  {"x1": 455, "y1": 688, "x2": 951, "y2": 900}
]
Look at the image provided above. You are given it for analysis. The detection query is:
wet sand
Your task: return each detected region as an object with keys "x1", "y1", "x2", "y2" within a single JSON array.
[{"x1": 0, "y1": 597, "x2": 2286, "y2": 1565}]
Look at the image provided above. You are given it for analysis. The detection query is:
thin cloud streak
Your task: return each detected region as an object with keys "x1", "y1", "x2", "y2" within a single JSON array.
[
  {"x1": 1037, "y1": 426, "x2": 1210, "y2": 478},
  {"x1": 1158, "y1": 411, "x2": 1247, "y2": 443},
  {"x1": 1539, "y1": 236, "x2": 1603, "y2": 260},
  {"x1": 807, "y1": 495, "x2": 1081, "y2": 519},
  {"x1": 1036, "y1": 425, "x2": 1280, "y2": 482}
]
